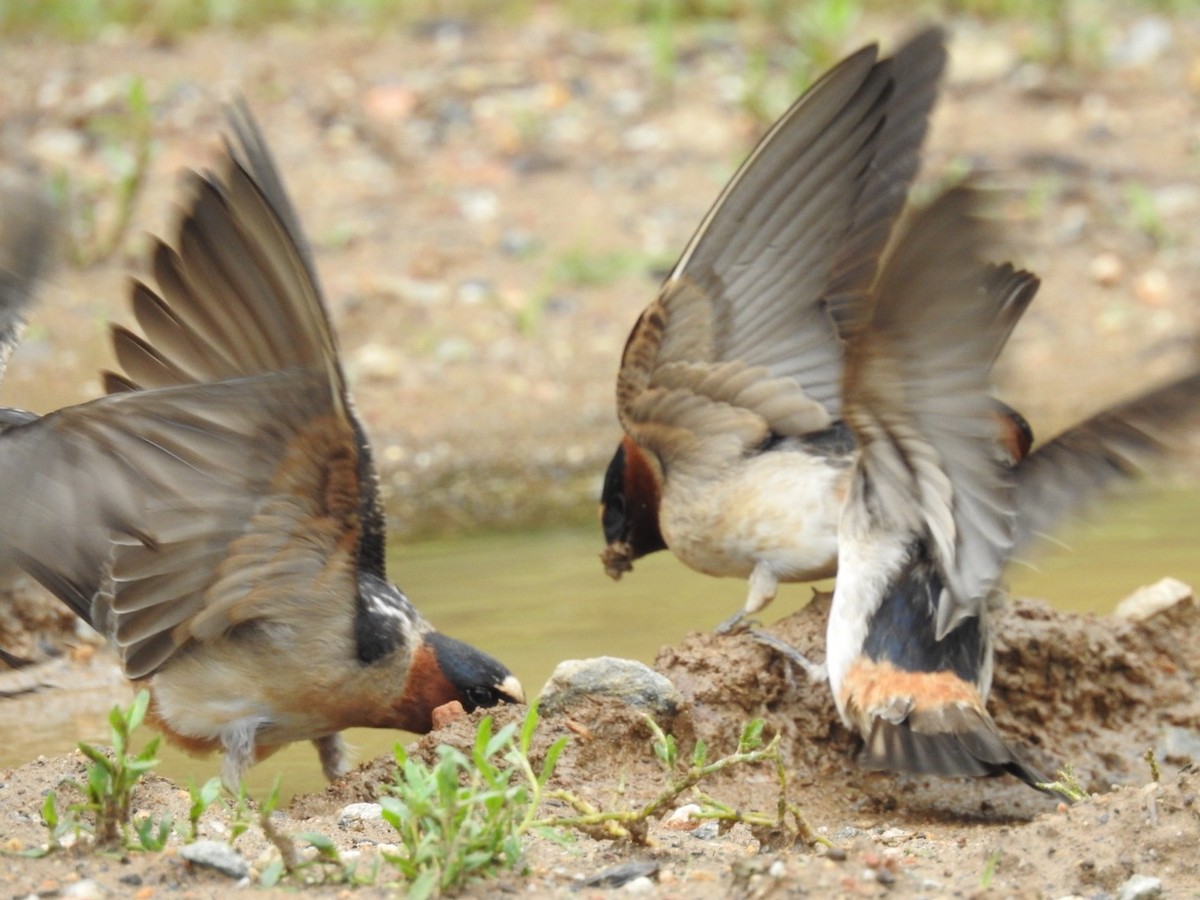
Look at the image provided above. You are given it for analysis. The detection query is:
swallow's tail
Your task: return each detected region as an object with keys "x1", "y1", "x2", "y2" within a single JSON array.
[{"x1": 860, "y1": 696, "x2": 1050, "y2": 791}]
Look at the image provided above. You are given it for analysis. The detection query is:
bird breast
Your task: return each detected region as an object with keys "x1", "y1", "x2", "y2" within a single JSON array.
[{"x1": 659, "y1": 449, "x2": 848, "y2": 581}]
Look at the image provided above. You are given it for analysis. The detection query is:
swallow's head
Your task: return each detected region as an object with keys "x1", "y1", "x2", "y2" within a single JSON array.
[
  {"x1": 599, "y1": 435, "x2": 667, "y2": 579},
  {"x1": 394, "y1": 632, "x2": 524, "y2": 733}
]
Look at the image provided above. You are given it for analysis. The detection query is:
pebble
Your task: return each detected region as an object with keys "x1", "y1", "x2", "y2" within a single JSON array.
[
  {"x1": 338, "y1": 802, "x2": 383, "y2": 824},
  {"x1": 1109, "y1": 17, "x2": 1172, "y2": 68},
  {"x1": 663, "y1": 803, "x2": 702, "y2": 829},
  {"x1": 63, "y1": 880, "x2": 107, "y2": 899},
  {"x1": 1133, "y1": 269, "x2": 1171, "y2": 306},
  {"x1": 537, "y1": 657, "x2": 683, "y2": 717},
  {"x1": 1158, "y1": 725, "x2": 1200, "y2": 765},
  {"x1": 1089, "y1": 252, "x2": 1124, "y2": 287},
  {"x1": 1114, "y1": 577, "x2": 1192, "y2": 621},
  {"x1": 179, "y1": 840, "x2": 251, "y2": 880},
  {"x1": 1117, "y1": 874, "x2": 1163, "y2": 900}
]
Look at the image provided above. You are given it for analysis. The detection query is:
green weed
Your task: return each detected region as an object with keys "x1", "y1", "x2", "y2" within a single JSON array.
[
  {"x1": 379, "y1": 703, "x2": 567, "y2": 899},
  {"x1": 71, "y1": 689, "x2": 165, "y2": 846}
]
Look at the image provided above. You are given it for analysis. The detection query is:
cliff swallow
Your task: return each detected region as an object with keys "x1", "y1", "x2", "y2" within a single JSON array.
[
  {"x1": 825, "y1": 183, "x2": 1200, "y2": 788},
  {"x1": 824, "y1": 183, "x2": 1047, "y2": 786},
  {"x1": 599, "y1": 28, "x2": 1038, "y2": 630},
  {"x1": 0, "y1": 104, "x2": 523, "y2": 788}
]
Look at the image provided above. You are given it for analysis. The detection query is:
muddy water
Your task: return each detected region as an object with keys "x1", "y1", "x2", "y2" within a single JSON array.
[{"x1": 3, "y1": 488, "x2": 1198, "y2": 800}]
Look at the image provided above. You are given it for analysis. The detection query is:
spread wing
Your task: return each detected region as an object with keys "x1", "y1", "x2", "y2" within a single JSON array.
[
  {"x1": 0, "y1": 371, "x2": 369, "y2": 679},
  {"x1": 617, "y1": 28, "x2": 947, "y2": 471},
  {"x1": 104, "y1": 102, "x2": 389, "y2": 576},
  {"x1": 841, "y1": 185, "x2": 1029, "y2": 638},
  {"x1": 1014, "y1": 370, "x2": 1200, "y2": 553}
]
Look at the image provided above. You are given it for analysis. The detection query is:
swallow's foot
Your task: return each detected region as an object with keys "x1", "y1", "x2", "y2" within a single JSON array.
[
  {"x1": 750, "y1": 629, "x2": 827, "y2": 683},
  {"x1": 715, "y1": 611, "x2": 760, "y2": 635}
]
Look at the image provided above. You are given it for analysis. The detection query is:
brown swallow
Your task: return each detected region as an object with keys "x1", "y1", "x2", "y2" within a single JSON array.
[
  {"x1": 598, "y1": 28, "x2": 1039, "y2": 630},
  {"x1": 826, "y1": 182, "x2": 1200, "y2": 788},
  {"x1": 0, "y1": 104, "x2": 523, "y2": 788}
]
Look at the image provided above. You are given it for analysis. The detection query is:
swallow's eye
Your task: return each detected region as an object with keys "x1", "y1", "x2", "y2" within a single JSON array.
[{"x1": 463, "y1": 685, "x2": 496, "y2": 710}]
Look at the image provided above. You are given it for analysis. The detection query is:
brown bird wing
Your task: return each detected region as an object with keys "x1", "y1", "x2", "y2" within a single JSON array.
[
  {"x1": 0, "y1": 370, "x2": 373, "y2": 680},
  {"x1": 618, "y1": 29, "x2": 947, "y2": 469},
  {"x1": 841, "y1": 185, "x2": 1026, "y2": 639},
  {"x1": 1014, "y1": 370, "x2": 1200, "y2": 553},
  {"x1": 104, "y1": 102, "x2": 389, "y2": 577}
]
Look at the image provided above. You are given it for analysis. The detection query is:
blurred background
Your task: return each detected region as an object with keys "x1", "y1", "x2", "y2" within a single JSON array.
[{"x1": 1, "y1": 0, "x2": 1198, "y2": 795}]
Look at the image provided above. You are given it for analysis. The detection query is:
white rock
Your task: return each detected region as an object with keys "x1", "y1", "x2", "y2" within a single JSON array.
[
  {"x1": 1114, "y1": 577, "x2": 1193, "y2": 621},
  {"x1": 338, "y1": 802, "x2": 383, "y2": 824}
]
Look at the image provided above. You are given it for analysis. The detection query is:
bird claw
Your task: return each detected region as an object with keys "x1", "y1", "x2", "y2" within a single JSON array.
[
  {"x1": 749, "y1": 629, "x2": 828, "y2": 683},
  {"x1": 715, "y1": 611, "x2": 760, "y2": 635}
]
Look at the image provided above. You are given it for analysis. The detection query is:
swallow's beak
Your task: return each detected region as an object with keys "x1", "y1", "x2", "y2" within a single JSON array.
[{"x1": 498, "y1": 674, "x2": 525, "y2": 705}]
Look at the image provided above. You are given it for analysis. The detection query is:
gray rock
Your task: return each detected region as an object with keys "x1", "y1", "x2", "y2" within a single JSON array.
[
  {"x1": 538, "y1": 657, "x2": 682, "y2": 717},
  {"x1": 338, "y1": 802, "x2": 383, "y2": 825},
  {"x1": 180, "y1": 840, "x2": 251, "y2": 880},
  {"x1": 1158, "y1": 725, "x2": 1200, "y2": 764},
  {"x1": 1117, "y1": 874, "x2": 1163, "y2": 900}
]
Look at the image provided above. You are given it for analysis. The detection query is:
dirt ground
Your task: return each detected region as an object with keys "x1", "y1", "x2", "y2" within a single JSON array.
[{"x1": 2, "y1": 7, "x2": 1200, "y2": 899}]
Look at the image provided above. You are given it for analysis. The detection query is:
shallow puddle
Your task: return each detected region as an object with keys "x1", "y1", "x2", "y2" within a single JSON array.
[{"x1": 3, "y1": 487, "x2": 1197, "y2": 800}]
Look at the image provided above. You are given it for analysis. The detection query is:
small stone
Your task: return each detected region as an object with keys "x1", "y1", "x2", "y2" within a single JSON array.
[
  {"x1": 624, "y1": 876, "x2": 656, "y2": 894},
  {"x1": 1114, "y1": 578, "x2": 1193, "y2": 620},
  {"x1": 431, "y1": 699, "x2": 466, "y2": 729},
  {"x1": 537, "y1": 657, "x2": 682, "y2": 717},
  {"x1": 663, "y1": 803, "x2": 703, "y2": 830},
  {"x1": 63, "y1": 880, "x2": 107, "y2": 899},
  {"x1": 579, "y1": 860, "x2": 659, "y2": 889},
  {"x1": 691, "y1": 821, "x2": 719, "y2": 841},
  {"x1": 1117, "y1": 873, "x2": 1163, "y2": 900},
  {"x1": 179, "y1": 840, "x2": 251, "y2": 880},
  {"x1": 1158, "y1": 726, "x2": 1200, "y2": 764},
  {"x1": 1133, "y1": 269, "x2": 1171, "y2": 307},
  {"x1": 1090, "y1": 252, "x2": 1124, "y2": 286},
  {"x1": 338, "y1": 802, "x2": 383, "y2": 825}
]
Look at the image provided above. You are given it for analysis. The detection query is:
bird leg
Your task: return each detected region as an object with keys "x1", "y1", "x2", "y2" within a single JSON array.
[
  {"x1": 220, "y1": 718, "x2": 265, "y2": 791},
  {"x1": 314, "y1": 733, "x2": 349, "y2": 781},
  {"x1": 714, "y1": 610, "x2": 757, "y2": 635},
  {"x1": 749, "y1": 629, "x2": 828, "y2": 683}
]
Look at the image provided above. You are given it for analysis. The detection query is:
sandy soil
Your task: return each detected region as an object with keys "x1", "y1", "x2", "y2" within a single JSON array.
[
  {"x1": 3, "y1": 591, "x2": 1200, "y2": 897},
  {"x1": 2, "y1": 8, "x2": 1200, "y2": 899}
]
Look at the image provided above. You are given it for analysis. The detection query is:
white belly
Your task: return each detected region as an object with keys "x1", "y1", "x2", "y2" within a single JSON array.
[{"x1": 661, "y1": 451, "x2": 848, "y2": 584}]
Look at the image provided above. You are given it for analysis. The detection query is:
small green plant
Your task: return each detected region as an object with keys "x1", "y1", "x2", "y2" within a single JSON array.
[
  {"x1": 1038, "y1": 763, "x2": 1088, "y2": 802},
  {"x1": 71, "y1": 689, "x2": 164, "y2": 846},
  {"x1": 1144, "y1": 747, "x2": 1161, "y2": 783},
  {"x1": 185, "y1": 776, "x2": 223, "y2": 842},
  {"x1": 34, "y1": 790, "x2": 82, "y2": 855},
  {"x1": 379, "y1": 704, "x2": 567, "y2": 899},
  {"x1": 981, "y1": 849, "x2": 1002, "y2": 888},
  {"x1": 257, "y1": 777, "x2": 380, "y2": 887},
  {"x1": 539, "y1": 717, "x2": 816, "y2": 848}
]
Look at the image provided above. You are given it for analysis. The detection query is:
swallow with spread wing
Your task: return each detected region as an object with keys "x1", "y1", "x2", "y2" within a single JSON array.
[
  {"x1": 598, "y1": 28, "x2": 1040, "y2": 630},
  {"x1": 825, "y1": 182, "x2": 1200, "y2": 789},
  {"x1": 0, "y1": 105, "x2": 523, "y2": 788}
]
